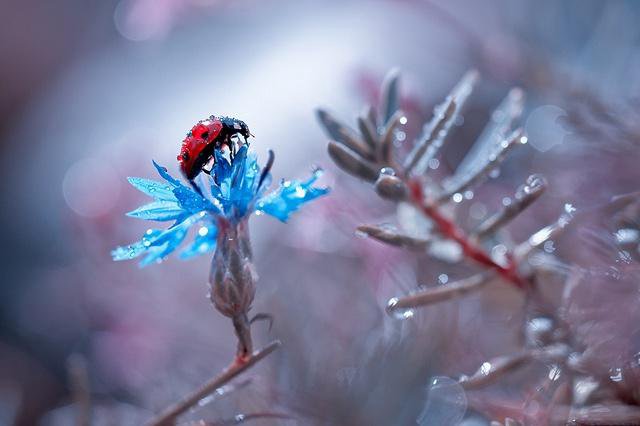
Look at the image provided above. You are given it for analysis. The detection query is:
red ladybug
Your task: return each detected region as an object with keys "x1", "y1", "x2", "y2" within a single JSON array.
[{"x1": 177, "y1": 115, "x2": 252, "y2": 180}]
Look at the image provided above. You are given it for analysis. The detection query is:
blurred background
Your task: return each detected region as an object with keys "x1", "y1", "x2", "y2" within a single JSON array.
[{"x1": 1, "y1": 0, "x2": 640, "y2": 424}]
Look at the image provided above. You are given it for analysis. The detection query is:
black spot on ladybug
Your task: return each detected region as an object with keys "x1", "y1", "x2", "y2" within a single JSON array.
[
  {"x1": 182, "y1": 152, "x2": 190, "y2": 161},
  {"x1": 201, "y1": 131, "x2": 209, "y2": 140}
]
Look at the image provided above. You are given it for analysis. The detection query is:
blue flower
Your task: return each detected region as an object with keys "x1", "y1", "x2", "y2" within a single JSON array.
[{"x1": 112, "y1": 145, "x2": 329, "y2": 266}]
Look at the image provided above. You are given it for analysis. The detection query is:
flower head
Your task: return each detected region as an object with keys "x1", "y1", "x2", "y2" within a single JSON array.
[{"x1": 112, "y1": 145, "x2": 329, "y2": 266}]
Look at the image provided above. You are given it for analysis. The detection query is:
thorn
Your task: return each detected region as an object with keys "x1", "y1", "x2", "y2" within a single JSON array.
[
  {"x1": 250, "y1": 313, "x2": 274, "y2": 332},
  {"x1": 258, "y1": 149, "x2": 275, "y2": 190}
]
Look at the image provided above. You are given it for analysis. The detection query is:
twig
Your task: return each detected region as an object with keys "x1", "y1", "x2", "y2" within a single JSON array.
[{"x1": 147, "y1": 341, "x2": 281, "y2": 426}]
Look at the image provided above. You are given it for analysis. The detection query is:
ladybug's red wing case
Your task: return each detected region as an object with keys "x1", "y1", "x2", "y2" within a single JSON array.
[{"x1": 177, "y1": 118, "x2": 223, "y2": 180}]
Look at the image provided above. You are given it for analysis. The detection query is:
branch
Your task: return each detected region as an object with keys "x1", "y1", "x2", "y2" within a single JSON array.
[{"x1": 146, "y1": 341, "x2": 281, "y2": 426}]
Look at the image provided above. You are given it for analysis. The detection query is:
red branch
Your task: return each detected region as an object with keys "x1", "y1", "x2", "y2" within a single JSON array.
[{"x1": 408, "y1": 180, "x2": 526, "y2": 289}]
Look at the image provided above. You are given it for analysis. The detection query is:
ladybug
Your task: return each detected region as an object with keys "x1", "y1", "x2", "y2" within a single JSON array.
[{"x1": 177, "y1": 115, "x2": 252, "y2": 181}]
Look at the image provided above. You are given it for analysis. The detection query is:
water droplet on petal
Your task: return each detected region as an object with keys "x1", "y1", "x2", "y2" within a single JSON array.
[
  {"x1": 294, "y1": 186, "x2": 307, "y2": 198},
  {"x1": 438, "y1": 274, "x2": 449, "y2": 284},
  {"x1": 452, "y1": 193, "x2": 463, "y2": 203},
  {"x1": 428, "y1": 158, "x2": 440, "y2": 170},
  {"x1": 417, "y1": 376, "x2": 467, "y2": 426}
]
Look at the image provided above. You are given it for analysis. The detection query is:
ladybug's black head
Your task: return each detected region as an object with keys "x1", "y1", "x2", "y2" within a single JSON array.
[
  {"x1": 236, "y1": 120, "x2": 252, "y2": 140},
  {"x1": 218, "y1": 116, "x2": 252, "y2": 142}
]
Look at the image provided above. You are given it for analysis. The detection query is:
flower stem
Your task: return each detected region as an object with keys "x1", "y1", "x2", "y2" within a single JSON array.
[
  {"x1": 146, "y1": 340, "x2": 281, "y2": 426},
  {"x1": 232, "y1": 313, "x2": 253, "y2": 361}
]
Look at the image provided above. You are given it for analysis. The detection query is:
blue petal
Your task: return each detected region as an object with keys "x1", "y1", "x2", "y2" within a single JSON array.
[
  {"x1": 127, "y1": 177, "x2": 177, "y2": 201},
  {"x1": 207, "y1": 146, "x2": 262, "y2": 220},
  {"x1": 126, "y1": 200, "x2": 185, "y2": 221},
  {"x1": 256, "y1": 169, "x2": 329, "y2": 222},
  {"x1": 152, "y1": 160, "x2": 182, "y2": 186},
  {"x1": 174, "y1": 186, "x2": 221, "y2": 216},
  {"x1": 148, "y1": 161, "x2": 222, "y2": 216},
  {"x1": 180, "y1": 221, "x2": 218, "y2": 259},
  {"x1": 111, "y1": 213, "x2": 204, "y2": 267},
  {"x1": 111, "y1": 240, "x2": 149, "y2": 261}
]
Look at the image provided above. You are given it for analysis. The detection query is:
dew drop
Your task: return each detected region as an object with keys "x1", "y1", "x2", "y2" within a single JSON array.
[
  {"x1": 386, "y1": 297, "x2": 414, "y2": 320},
  {"x1": 463, "y1": 190, "x2": 474, "y2": 200},
  {"x1": 428, "y1": 158, "x2": 440, "y2": 170},
  {"x1": 548, "y1": 365, "x2": 562, "y2": 381},
  {"x1": 609, "y1": 367, "x2": 623, "y2": 382},
  {"x1": 438, "y1": 274, "x2": 449, "y2": 285},
  {"x1": 394, "y1": 130, "x2": 406, "y2": 141},
  {"x1": 489, "y1": 169, "x2": 500, "y2": 179},
  {"x1": 294, "y1": 186, "x2": 307, "y2": 198},
  {"x1": 564, "y1": 203, "x2": 576, "y2": 215},
  {"x1": 502, "y1": 197, "x2": 512, "y2": 206},
  {"x1": 615, "y1": 228, "x2": 640, "y2": 245},
  {"x1": 399, "y1": 116, "x2": 408, "y2": 125},
  {"x1": 417, "y1": 376, "x2": 467, "y2": 426},
  {"x1": 355, "y1": 229, "x2": 368, "y2": 239},
  {"x1": 479, "y1": 362, "x2": 492, "y2": 375},
  {"x1": 380, "y1": 167, "x2": 396, "y2": 176},
  {"x1": 452, "y1": 193, "x2": 463, "y2": 203},
  {"x1": 491, "y1": 244, "x2": 508, "y2": 265}
]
